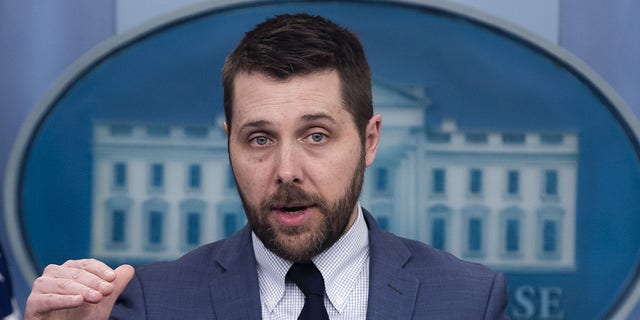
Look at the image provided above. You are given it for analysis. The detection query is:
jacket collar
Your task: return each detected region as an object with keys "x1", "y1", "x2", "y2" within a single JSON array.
[
  {"x1": 363, "y1": 209, "x2": 420, "y2": 319},
  {"x1": 207, "y1": 208, "x2": 419, "y2": 319},
  {"x1": 208, "y1": 225, "x2": 262, "y2": 319}
]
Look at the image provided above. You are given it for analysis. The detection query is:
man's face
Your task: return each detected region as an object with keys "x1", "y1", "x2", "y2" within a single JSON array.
[{"x1": 225, "y1": 70, "x2": 380, "y2": 262}]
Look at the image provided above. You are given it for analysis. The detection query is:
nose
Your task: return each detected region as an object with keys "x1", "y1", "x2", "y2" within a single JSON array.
[{"x1": 275, "y1": 142, "x2": 302, "y2": 185}]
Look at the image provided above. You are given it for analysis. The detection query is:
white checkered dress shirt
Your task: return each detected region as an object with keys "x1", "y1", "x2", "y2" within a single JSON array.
[{"x1": 253, "y1": 205, "x2": 370, "y2": 319}]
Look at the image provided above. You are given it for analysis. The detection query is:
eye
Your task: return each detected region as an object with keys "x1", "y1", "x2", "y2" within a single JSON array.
[
  {"x1": 309, "y1": 132, "x2": 326, "y2": 143},
  {"x1": 250, "y1": 136, "x2": 270, "y2": 146}
]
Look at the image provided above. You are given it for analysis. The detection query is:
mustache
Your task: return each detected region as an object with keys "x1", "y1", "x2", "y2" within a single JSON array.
[{"x1": 261, "y1": 183, "x2": 324, "y2": 209}]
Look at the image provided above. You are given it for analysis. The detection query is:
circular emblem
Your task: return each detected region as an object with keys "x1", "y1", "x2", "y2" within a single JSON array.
[{"x1": 5, "y1": 1, "x2": 640, "y2": 318}]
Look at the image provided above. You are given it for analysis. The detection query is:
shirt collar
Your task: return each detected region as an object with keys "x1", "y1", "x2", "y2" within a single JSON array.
[{"x1": 252, "y1": 205, "x2": 369, "y2": 313}]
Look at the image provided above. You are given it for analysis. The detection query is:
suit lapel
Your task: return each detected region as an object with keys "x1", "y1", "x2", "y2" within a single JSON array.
[
  {"x1": 363, "y1": 210, "x2": 420, "y2": 319},
  {"x1": 208, "y1": 226, "x2": 262, "y2": 319},
  {"x1": 204, "y1": 211, "x2": 420, "y2": 319}
]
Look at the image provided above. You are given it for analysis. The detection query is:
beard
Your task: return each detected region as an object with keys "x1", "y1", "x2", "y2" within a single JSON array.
[{"x1": 236, "y1": 153, "x2": 365, "y2": 262}]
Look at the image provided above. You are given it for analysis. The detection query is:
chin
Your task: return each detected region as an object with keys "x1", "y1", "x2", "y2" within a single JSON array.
[{"x1": 274, "y1": 233, "x2": 324, "y2": 261}]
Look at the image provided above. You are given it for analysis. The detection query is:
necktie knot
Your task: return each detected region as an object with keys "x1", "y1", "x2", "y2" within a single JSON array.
[
  {"x1": 287, "y1": 262, "x2": 326, "y2": 297},
  {"x1": 287, "y1": 262, "x2": 329, "y2": 320}
]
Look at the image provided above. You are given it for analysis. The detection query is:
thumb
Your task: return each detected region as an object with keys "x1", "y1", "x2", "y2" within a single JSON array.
[
  {"x1": 106, "y1": 264, "x2": 135, "y2": 301},
  {"x1": 94, "y1": 264, "x2": 134, "y2": 318}
]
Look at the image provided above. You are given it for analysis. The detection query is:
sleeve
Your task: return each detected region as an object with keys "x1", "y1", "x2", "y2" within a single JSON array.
[{"x1": 110, "y1": 273, "x2": 147, "y2": 320}]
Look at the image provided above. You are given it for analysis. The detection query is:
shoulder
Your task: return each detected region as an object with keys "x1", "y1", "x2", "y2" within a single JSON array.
[
  {"x1": 364, "y1": 210, "x2": 496, "y2": 278},
  {"x1": 365, "y1": 209, "x2": 498, "y2": 281},
  {"x1": 112, "y1": 230, "x2": 254, "y2": 318},
  {"x1": 365, "y1": 211, "x2": 507, "y2": 317},
  {"x1": 399, "y1": 235, "x2": 498, "y2": 279},
  {"x1": 394, "y1": 236, "x2": 507, "y2": 318},
  {"x1": 388, "y1": 234, "x2": 508, "y2": 318},
  {"x1": 134, "y1": 225, "x2": 252, "y2": 281},
  {"x1": 113, "y1": 241, "x2": 235, "y2": 318},
  {"x1": 135, "y1": 241, "x2": 223, "y2": 277}
]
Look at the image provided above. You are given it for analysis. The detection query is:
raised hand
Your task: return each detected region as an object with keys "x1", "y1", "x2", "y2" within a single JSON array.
[{"x1": 25, "y1": 259, "x2": 134, "y2": 320}]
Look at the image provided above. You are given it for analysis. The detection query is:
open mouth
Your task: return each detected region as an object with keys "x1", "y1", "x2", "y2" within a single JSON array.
[
  {"x1": 272, "y1": 204, "x2": 314, "y2": 227},
  {"x1": 280, "y1": 206, "x2": 308, "y2": 213}
]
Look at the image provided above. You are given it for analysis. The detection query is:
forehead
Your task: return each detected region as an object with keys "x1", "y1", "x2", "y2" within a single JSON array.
[{"x1": 230, "y1": 70, "x2": 350, "y2": 127}]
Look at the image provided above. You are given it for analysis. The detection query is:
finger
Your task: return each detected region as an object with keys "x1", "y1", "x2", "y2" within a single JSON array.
[
  {"x1": 33, "y1": 276, "x2": 106, "y2": 303},
  {"x1": 61, "y1": 259, "x2": 117, "y2": 281},
  {"x1": 43, "y1": 264, "x2": 115, "y2": 296},
  {"x1": 25, "y1": 292, "x2": 84, "y2": 316}
]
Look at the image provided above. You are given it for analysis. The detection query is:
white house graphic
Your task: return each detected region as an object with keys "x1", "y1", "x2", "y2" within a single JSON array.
[
  {"x1": 91, "y1": 118, "x2": 243, "y2": 263},
  {"x1": 91, "y1": 79, "x2": 578, "y2": 271}
]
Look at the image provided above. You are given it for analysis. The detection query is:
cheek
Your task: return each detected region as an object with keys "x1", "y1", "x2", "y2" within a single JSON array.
[
  {"x1": 318, "y1": 146, "x2": 361, "y2": 187},
  {"x1": 231, "y1": 152, "x2": 271, "y2": 198}
]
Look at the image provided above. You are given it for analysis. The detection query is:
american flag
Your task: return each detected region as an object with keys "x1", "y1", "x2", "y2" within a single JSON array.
[{"x1": 0, "y1": 245, "x2": 18, "y2": 320}]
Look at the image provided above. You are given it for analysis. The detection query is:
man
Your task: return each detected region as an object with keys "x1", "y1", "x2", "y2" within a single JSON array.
[{"x1": 25, "y1": 14, "x2": 507, "y2": 319}]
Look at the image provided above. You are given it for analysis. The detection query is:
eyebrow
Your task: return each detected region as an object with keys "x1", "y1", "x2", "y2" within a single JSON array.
[
  {"x1": 238, "y1": 120, "x2": 273, "y2": 132},
  {"x1": 237, "y1": 112, "x2": 338, "y2": 134},
  {"x1": 300, "y1": 112, "x2": 338, "y2": 124}
]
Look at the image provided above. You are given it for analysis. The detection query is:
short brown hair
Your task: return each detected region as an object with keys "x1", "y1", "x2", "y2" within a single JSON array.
[{"x1": 222, "y1": 13, "x2": 372, "y2": 141}]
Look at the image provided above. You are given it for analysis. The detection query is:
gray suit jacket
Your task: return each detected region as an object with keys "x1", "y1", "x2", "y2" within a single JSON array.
[{"x1": 111, "y1": 209, "x2": 507, "y2": 319}]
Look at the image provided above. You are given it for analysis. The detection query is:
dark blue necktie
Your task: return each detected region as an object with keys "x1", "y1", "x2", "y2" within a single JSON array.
[{"x1": 287, "y1": 262, "x2": 330, "y2": 320}]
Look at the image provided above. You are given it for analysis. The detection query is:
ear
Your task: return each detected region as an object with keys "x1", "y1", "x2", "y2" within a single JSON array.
[
  {"x1": 364, "y1": 114, "x2": 382, "y2": 167},
  {"x1": 223, "y1": 121, "x2": 229, "y2": 137}
]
